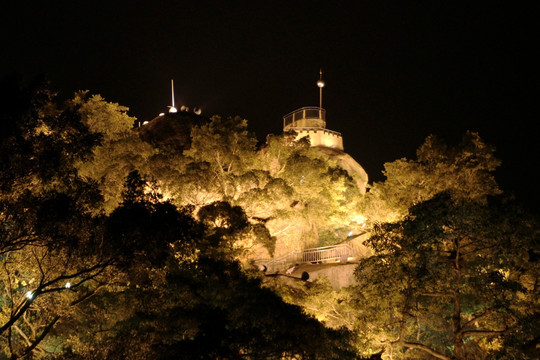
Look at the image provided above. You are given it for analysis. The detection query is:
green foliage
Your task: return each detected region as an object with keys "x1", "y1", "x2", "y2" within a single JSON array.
[
  {"x1": 58, "y1": 259, "x2": 360, "y2": 360},
  {"x1": 248, "y1": 134, "x2": 364, "y2": 252},
  {"x1": 353, "y1": 193, "x2": 539, "y2": 359},
  {"x1": 266, "y1": 275, "x2": 359, "y2": 331},
  {"x1": 7, "y1": 82, "x2": 534, "y2": 360},
  {"x1": 0, "y1": 85, "x2": 101, "y2": 200},
  {"x1": 363, "y1": 131, "x2": 501, "y2": 224},
  {"x1": 73, "y1": 92, "x2": 134, "y2": 139},
  {"x1": 105, "y1": 171, "x2": 200, "y2": 268},
  {"x1": 150, "y1": 119, "x2": 364, "y2": 257},
  {"x1": 53, "y1": 174, "x2": 360, "y2": 360},
  {"x1": 0, "y1": 84, "x2": 113, "y2": 359},
  {"x1": 197, "y1": 201, "x2": 276, "y2": 261},
  {"x1": 185, "y1": 115, "x2": 257, "y2": 177},
  {"x1": 0, "y1": 83, "x2": 362, "y2": 358},
  {"x1": 73, "y1": 91, "x2": 156, "y2": 213}
]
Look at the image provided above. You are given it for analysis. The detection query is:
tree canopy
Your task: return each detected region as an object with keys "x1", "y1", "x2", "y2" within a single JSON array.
[
  {"x1": 349, "y1": 133, "x2": 538, "y2": 359},
  {"x1": 353, "y1": 193, "x2": 538, "y2": 359},
  {"x1": 0, "y1": 80, "x2": 537, "y2": 359},
  {"x1": 362, "y1": 132, "x2": 501, "y2": 224},
  {"x1": 0, "y1": 82, "x2": 363, "y2": 359}
]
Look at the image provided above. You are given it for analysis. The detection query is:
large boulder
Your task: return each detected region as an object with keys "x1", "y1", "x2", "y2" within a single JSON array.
[{"x1": 138, "y1": 111, "x2": 209, "y2": 152}]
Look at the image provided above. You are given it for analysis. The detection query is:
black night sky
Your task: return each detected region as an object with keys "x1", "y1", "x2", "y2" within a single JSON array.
[{"x1": 2, "y1": 1, "x2": 538, "y2": 210}]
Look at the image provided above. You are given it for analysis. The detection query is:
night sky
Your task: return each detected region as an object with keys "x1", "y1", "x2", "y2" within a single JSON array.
[{"x1": 2, "y1": 2, "x2": 538, "y2": 210}]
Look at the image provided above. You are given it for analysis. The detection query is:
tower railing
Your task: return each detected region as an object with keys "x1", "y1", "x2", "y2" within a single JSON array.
[
  {"x1": 283, "y1": 107, "x2": 326, "y2": 131},
  {"x1": 255, "y1": 243, "x2": 358, "y2": 274},
  {"x1": 301, "y1": 244, "x2": 353, "y2": 263}
]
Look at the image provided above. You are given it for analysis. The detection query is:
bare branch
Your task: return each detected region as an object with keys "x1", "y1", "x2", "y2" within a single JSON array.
[
  {"x1": 18, "y1": 315, "x2": 60, "y2": 358},
  {"x1": 1, "y1": 258, "x2": 111, "y2": 336},
  {"x1": 46, "y1": 265, "x2": 109, "y2": 290},
  {"x1": 0, "y1": 299, "x2": 32, "y2": 335},
  {"x1": 398, "y1": 340, "x2": 451, "y2": 360},
  {"x1": 418, "y1": 292, "x2": 453, "y2": 297},
  {"x1": 69, "y1": 284, "x2": 105, "y2": 306},
  {"x1": 461, "y1": 328, "x2": 508, "y2": 337},
  {"x1": 13, "y1": 325, "x2": 32, "y2": 347},
  {"x1": 461, "y1": 243, "x2": 500, "y2": 256},
  {"x1": 32, "y1": 248, "x2": 46, "y2": 286},
  {"x1": 460, "y1": 309, "x2": 493, "y2": 330}
]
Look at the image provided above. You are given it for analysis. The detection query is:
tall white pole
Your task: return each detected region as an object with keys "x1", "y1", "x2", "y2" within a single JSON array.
[
  {"x1": 168, "y1": 79, "x2": 178, "y2": 113},
  {"x1": 171, "y1": 79, "x2": 175, "y2": 108}
]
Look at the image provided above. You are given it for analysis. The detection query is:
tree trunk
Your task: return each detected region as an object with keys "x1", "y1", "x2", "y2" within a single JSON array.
[
  {"x1": 452, "y1": 290, "x2": 464, "y2": 359},
  {"x1": 452, "y1": 240, "x2": 464, "y2": 359}
]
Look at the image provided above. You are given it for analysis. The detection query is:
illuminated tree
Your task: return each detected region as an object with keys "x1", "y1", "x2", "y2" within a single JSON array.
[
  {"x1": 73, "y1": 91, "x2": 156, "y2": 213},
  {"x1": 362, "y1": 132, "x2": 501, "y2": 224},
  {"x1": 0, "y1": 82, "x2": 364, "y2": 359},
  {"x1": 54, "y1": 172, "x2": 360, "y2": 360},
  {"x1": 0, "y1": 83, "x2": 113, "y2": 358},
  {"x1": 268, "y1": 275, "x2": 359, "y2": 331},
  {"x1": 153, "y1": 121, "x2": 364, "y2": 257},
  {"x1": 183, "y1": 115, "x2": 257, "y2": 198},
  {"x1": 353, "y1": 193, "x2": 538, "y2": 359},
  {"x1": 152, "y1": 115, "x2": 266, "y2": 212},
  {"x1": 197, "y1": 200, "x2": 275, "y2": 260},
  {"x1": 247, "y1": 133, "x2": 365, "y2": 254},
  {"x1": 0, "y1": 205, "x2": 112, "y2": 358}
]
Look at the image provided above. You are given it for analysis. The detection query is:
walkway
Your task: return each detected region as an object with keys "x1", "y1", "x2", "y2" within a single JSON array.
[{"x1": 255, "y1": 243, "x2": 359, "y2": 274}]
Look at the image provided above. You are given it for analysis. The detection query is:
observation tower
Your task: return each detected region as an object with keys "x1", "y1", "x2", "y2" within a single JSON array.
[
  {"x1": 283, "y1": 70, "x2": 344, "y2": 150},
  {"x1": 282, "y1": 70, "x2": 368, "y2": 193}
]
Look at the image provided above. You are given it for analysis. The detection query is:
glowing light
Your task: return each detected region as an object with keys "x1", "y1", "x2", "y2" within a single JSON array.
[
  {"x1": 168, "y1": 106, "x2": 177, "y2": 113},
  {"x1": 26, "y1": 291, "x2": 33, "y2": 300},
  {"x1": 161, "y1": 191, "x2": 172, "y2": 202},
  {"x1": 143, "y1": 121, "x2": 149, "y2": 125},
  {"x1": 159, "y1": 112, "x2": 165, "y2": 116},
  {"x1": 65, "y1": 282, "x2": 71, "y2": 289},
  {"x1": 348, "y1": 231, "x2": 354, "y2": 237},
  {"x1": 352, "y1": 214, "x2": 367, "y2": 225}
]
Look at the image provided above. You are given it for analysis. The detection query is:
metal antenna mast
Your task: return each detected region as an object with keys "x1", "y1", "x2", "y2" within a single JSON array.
[
  {"x1": 171, "y1": 79, "x2": 175, "y2": 107},
  {"x1": 169, "y1": 79, "x2": 177, "y2": 113}
]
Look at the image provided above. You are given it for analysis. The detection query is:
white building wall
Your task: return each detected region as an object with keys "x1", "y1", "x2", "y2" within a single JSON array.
[{"x1": 295, "y1": 129, "x2": 344, "y2": 151}]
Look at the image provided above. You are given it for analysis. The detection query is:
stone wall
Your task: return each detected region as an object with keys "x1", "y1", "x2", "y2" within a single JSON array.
[{"x1": 289, "y1": 262, "x2": 358, "y2": 290}]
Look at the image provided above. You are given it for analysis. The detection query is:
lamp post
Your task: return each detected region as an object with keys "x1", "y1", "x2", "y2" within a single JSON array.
[{"x1": 317, "y1": 69, "x2": 325, "y2": 109}]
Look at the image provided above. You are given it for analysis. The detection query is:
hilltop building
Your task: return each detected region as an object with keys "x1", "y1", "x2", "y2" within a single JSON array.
[
  {"x1": 282, "y1": 71, "x2": 368, "y2": 193},
  {"x1": 139, "y1": 76, "x2": 368, "y2": 195},
  {"x1": 140, "y1": 75, "x2": 369, "y2": 289}
]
